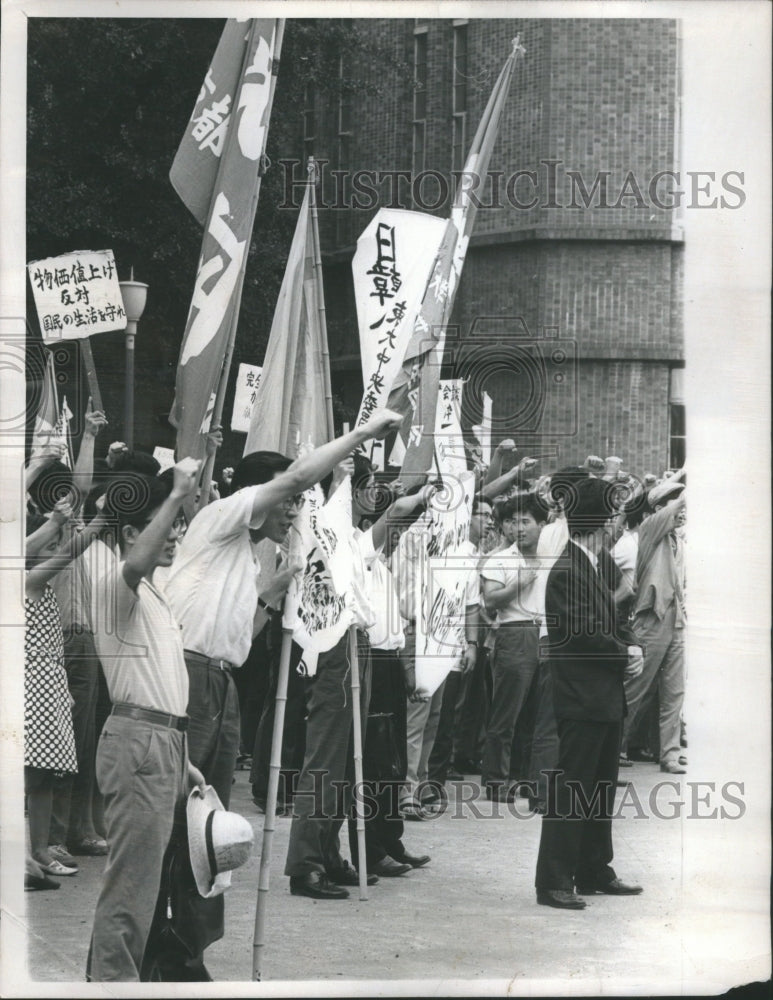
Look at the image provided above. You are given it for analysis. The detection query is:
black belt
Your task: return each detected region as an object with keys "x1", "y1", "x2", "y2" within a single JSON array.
[
  {"x1": 111, "y1": 703, "x2": 188, "y2": 731},
  {"x1": 184, "y1": 649, "x2": 235, "y2": 672},
  {"x1": 500, "y1": 619, "x2": 540, "y2": 628}
]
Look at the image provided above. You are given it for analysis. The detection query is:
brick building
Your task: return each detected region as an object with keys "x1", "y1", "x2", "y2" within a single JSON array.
[{"x1": 300, "y1": 17, "x2": 685, "y2": 474}]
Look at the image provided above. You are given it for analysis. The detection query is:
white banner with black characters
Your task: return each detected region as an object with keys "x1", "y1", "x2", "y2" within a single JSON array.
[
  {"x1": 282, "y1": 476, "x2": 354, "y2": 672},
  {"x1": 353, "y1": 208, "x2": 447, "y2": 465},
  {"x1": 414, "y1": 469, "x2": 477, "y2": 697},
  {"x1": 28, "y1": 249, "x2": 126, "y2": 342},
  {"x1": 231, "y1": 362, "x2": 262, "y2": 433}
]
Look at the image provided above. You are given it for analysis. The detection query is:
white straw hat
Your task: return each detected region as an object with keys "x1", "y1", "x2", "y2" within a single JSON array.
[{"x1": 187, "y1": 785, "x2": 254, "y2": 899}]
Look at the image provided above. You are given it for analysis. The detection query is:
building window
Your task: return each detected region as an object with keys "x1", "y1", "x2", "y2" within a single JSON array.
[
  {"x1": 669, "y1": 367, "x2": 686, "y2": 469},
  {"x1": 412, "y1": 30, "x2": 427, "y2": 177},
  {"x1": 452, "y1": 23, "x2": 468, "y2": 174}
]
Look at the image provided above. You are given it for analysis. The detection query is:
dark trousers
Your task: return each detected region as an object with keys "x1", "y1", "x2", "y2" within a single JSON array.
[
  {"x1": 250, "y1": 636, "x2": 306, "y2": 807},
  {"x1": 349, "y1": 649, "x2": 407, "y2": 868},
  {"x1": 535, "y1": 718, "x2": 622, "y2": 892},
  {"x1": 482, "y1": 624, "x2": 540, "y2": 788},
  {"x1": 232, "y1": 630, "x2": 272, "y2": 758},
  {"x1": 527, "y1": 642, "x2": 559, "y2": 806},
  {"x1": 142, "y1": 656, "x2": 240, "y2": 979},
  {"x1": 454, "y1": 646, "x2": 491, "y2": 764},
  {"x1": 428, "y1": 670, "x2": 469, "y2": 783},
  {"x1": 285, "y1": 631, "x2": 371, "y2": 877},
  {"x1": 50, "y1": 629, "x2": 99, "y2": 845}
]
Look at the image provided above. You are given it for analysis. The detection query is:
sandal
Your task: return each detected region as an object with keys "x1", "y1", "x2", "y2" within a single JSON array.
[
  {"x1": 399, "y1": 801, "x2": 425, "y2": 821},
  {"x1": 40, "y1": 858, "x2": 78, "y2": 877}
]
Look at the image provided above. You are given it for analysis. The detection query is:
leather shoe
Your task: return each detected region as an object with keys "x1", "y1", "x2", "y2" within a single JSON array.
[
  {"x1": 392, "y1": 851, "x2": 430, "y2": 868},
  {"x1": 576, "y1": 878, "x2": 642, "y2": 895},
  {"x1": 660, "y1": 761, "x2": 686, "y2": 774},
  {"x1": 537, "y1": 889, "x2": 586, "y2": 909},
  {"x1": 371, "y1": 856, "x2": 412, "y2": 877},
  {"x1": 290, "y1": 872, "x2": 350, "y2": 899},
  {"x1": 327, "y1": 861, "x2": 378, "y2": 887},
  {"x1": 628, "y1": 747, "x2": 657, "y2": 763}
]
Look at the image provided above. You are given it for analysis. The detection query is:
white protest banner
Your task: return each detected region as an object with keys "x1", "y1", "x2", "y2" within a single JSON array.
[
  {"x1": 28, "y1": 250, "x2": 126, "y2": 342},
  {"x1": 152, "y1": 446, "x2": 176, "y2": 474},
  {"x1": 230, "y1": 362, "x2": 262, "y2": 433},
  {"x1": 282, "y1": 476, "x2": 354, "y2": 671},
  {"x1": 413, "y1": 469, "x2": 477, "y2": 696},
  {"x1": 435, "y1": 379, "x2": 467, "y2": 477},
  {"x1": 353, "y1": 209, "x2": 447, "y2": 466},
  {"x1": 471, "y1": 389, "x2": 493, "y2": 464}
]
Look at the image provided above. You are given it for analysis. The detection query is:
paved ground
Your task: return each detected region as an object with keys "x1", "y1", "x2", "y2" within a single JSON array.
[{"x1": 19, "y1": 762, "x2": 769, "y2": 993}]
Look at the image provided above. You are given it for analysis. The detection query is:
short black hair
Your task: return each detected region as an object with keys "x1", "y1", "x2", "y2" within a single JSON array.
[
  {"x1": 621, "y1": 491, "x2": 650, "y2": 529},
  {"x1": 103, "y1": 473, "x2": 173, "y2": 552},
  {"x1": 231, "y1": 451, "x2": 292, "y2": 492},
  {"x1": 565, "y1": 477, "x2": 617, "y2": 534},
  {"x1": 547, "y1": 465, "x2": 591, "y2": 510},
  {"x1": 111, "y1": 450, "x2": 161, "y2": 477},
  {"x1": 498, "y1": 493, "x2": 547, "y2": 525}
]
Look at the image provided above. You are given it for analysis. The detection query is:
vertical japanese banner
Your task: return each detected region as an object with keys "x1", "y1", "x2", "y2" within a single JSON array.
[
  {"x1": 169, "y1": 19, "x2": 282, "y2": 464},
  {"x1": 282, "y1": 475, "x2": 354, "y2": 674},
  {"x1": 413, "y1": 469, "x2": 477, "y2": 696},
  {"x1": 434, "y1": 378, "x2": 467, "y2": 478},
  {"x1": 231, "y1": 362, "x2": 262, "y2": 433},
  {"x1": 352, "y1": 209, "x2": 446, "y2": 467}
]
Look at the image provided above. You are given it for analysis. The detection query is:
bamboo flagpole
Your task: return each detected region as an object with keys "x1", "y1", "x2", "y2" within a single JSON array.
[
  {"x1": 348, "y1": 623, "x2": 369, "y2": 901},
  {"x1": 308, "y1": 155, "x2": 336, "y2": 441},
  {"x1": 252, "y1": 624, "x2": 294, "y2": 981}
]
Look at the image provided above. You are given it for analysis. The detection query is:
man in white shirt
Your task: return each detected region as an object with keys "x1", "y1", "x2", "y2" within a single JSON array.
[
  {"x1": 154, "y1": 411, "x2": 402, "y2": 974},
  {"x1": 87, "y1": 459, "x2": 204, "y2": 982},
  {"x1": 481, "y1": 493, "x2": 549, "y2": 800}
]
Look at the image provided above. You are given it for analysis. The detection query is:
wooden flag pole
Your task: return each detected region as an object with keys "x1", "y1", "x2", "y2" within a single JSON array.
[
  {"x1": 252, "y1": 626, "x2": 293, "y2": 981},
  {"x1": 79, "y1": 337, "x2": 103, "y2": 414},
  {"x1": 348, "y1": 624, "x2": 369, "y2": 901},
  {"x1": 308, "y1": 156, "x2": 336, "y2": 441}
]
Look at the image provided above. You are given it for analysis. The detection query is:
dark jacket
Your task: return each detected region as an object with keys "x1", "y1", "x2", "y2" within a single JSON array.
[{"x1": 545, "y1": 541, "x2": 629, "y2": 722}]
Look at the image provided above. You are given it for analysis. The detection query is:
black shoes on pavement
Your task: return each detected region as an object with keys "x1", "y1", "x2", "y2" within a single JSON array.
[
  {"x1": 575, "y1": 878, "x2": 643, "y2": 895},
  {"x1": 290, "y1": 872, "x2": 350, "y2": 899},
  {"x1": 394, "y1": 851, "x2": 431, "y2": 868},
  {"x1": 327, "y1": 861, "x2": 379, "y2": 887},
  {"x1": 371, "y1": 857, "x2": 412, "y2": 877},
  {"x1": 537, "y1": 889, "x2": 587, "y2": 910}
]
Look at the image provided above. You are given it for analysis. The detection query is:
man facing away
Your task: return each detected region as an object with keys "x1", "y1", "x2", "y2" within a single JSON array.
[{"x1": 535, "y1": 476, "x2": 644, "y2": 910}]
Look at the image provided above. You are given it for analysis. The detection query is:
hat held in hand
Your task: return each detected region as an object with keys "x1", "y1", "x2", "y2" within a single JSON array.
[{"x1": 187, "y1": 784, "x2": 254, "y2": 899}]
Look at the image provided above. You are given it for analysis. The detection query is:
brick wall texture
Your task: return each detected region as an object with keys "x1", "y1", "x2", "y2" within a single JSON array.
[{"x1": 309, "y1": 17, "x2": 684, "y2": 475}]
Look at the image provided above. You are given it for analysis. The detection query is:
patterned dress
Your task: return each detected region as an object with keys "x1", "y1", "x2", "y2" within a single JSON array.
[{"x1": 24, "y1": 584, "x2": 77, "y2": 773}]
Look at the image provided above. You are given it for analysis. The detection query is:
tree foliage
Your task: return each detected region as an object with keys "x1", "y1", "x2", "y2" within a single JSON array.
[{"x1": 26, "y1": 17, "x2": 399, "y2": 458}]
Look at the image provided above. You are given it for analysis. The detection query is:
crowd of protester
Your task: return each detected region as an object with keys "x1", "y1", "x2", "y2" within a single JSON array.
[{"x1": 23, "y1": 409, "x2": 686, "y2": 977}]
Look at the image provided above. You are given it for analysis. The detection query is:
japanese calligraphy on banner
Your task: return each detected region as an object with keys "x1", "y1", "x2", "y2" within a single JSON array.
[
  {"x1": 353, "y1": 209, "x2": 447, "y2": 465},
  {"x1": 283, "y1": 476, "x2": 354, "y2": 672},
  {"x1": 413, "y1": 469, "x2": 476, "y2": 697},
  {"x1": 231, "y1": 363, "x2": 262, "y2": 433},
  {"x1": 434, "y1": 379, "x2": 467, "y2": 477},
  {"x1": 28, "y1": 250, "x2": 126, "y2": 343}
]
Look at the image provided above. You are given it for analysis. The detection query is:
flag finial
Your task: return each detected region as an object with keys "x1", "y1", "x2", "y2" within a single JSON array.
[{"x1": 511, "y1": 35, "x2": 526, "y2": 58}]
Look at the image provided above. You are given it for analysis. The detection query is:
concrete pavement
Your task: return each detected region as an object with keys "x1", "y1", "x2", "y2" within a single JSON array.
[{"x1": 21, "y1": 762, "x2": 768, "y2": 992}]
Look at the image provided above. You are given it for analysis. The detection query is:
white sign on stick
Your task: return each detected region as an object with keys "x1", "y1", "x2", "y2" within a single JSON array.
[
  {"x1": 153, "y1": 446, "x2": 176, "y2": 474},
  {"x1": 28, "y1": 250, "x2": 126, "y2": 342},
  {"x1": 231, "y1": 363, "x2": 263, "y2": 433}
]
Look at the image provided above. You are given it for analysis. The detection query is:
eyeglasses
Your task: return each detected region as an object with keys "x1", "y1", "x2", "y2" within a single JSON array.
[{"x1": 281, "y1": 493, "x2": 306, "y2": 512}]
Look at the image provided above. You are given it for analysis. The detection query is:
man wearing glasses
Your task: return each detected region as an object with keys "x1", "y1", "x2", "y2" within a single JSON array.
[{"x1": 154, "y1": 411, "x2": 403, "y2": 979}]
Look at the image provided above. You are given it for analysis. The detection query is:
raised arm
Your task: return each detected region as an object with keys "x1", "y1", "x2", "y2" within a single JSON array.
[
  {"x1": 481, "y1": 457, "x2": 538, "y2": 500},
  {"x1": 72, "y1": 399, "x2": 108, "y2": 501},
  {"x1": 25, "y1": 510, "x2": 110, "y2": 600},
  {"x1": 483, "y1": 439, "x2": 516, "y2": 487},
  {"x1": 122, "y1": 458, "x2": 200, "y2": 590},
  {"x1": 372, "y1": 483, "x2": 434, "y2": 556},
  {"x1": 249, "y1": 409, "x2": 403, "y2": 523}
]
